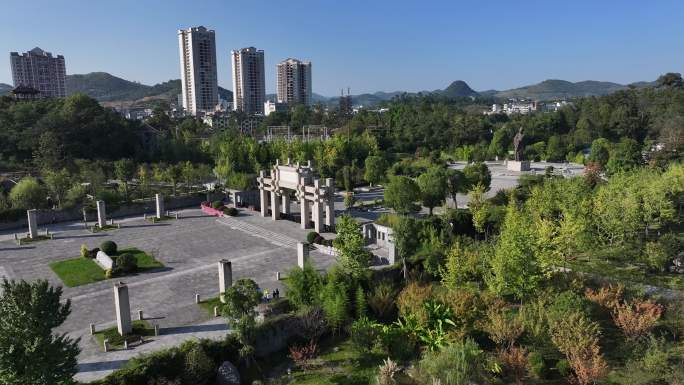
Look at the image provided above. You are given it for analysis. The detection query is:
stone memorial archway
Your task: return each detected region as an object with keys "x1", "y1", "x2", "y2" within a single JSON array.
[{"x1": 257, "y1": 159, "x2": 335, "y2": 232}]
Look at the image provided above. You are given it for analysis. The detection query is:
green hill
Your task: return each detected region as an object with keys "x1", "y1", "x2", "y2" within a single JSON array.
[
  {"x1": 493, "y1": 79, "x2": 628, "y2": 100},
  {"x1": 441, "y1": 80, "x2": 479, "y2": 98},
  {"x1": 65, "y1": 72, "x2": 232, "y2": 106},
  {"x1": 0, "y1": 83, "x2": 13, "y2": 96}
]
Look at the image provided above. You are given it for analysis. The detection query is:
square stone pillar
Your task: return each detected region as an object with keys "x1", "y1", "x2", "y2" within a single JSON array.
[
  {"x1": 313, "y1": 201, "x2": 323, "y2": 233},
  {"x1": 114, "y1": 282, "x2": 132, "y2": 336},
  {"x1": 388, "y1": 242, "x2": 396, "y2": 265},
  {"x1": 218, "y1": 259, "x2": 232, "y2": 303},
  {"x1": 300, "y1": 198, "x2": 310, "y2": 229},
  {"x1": 325, "y1": 178, "x2": 335, "y2": 228},
  {"x1": 281, "y1": 194, "x2": 291, "y2": 215},
  {"x1": 297, "y1": 242, "x2": 309, "y2": 268},
  {"x1": 155, "y1": 194, "x2": 164, "y2": 219},
  {"x1": 96, "y1": 200, "x2": 106, "y2": 228},
  {"x1": 26, "y1": 209, "x2": 38, "y2": 239},
  {"x1": 271, "y1": 191, "x2": 280, "y2": 220}
]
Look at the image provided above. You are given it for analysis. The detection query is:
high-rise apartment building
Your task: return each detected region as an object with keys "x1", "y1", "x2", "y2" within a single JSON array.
[
  {"x1": 276, "y1": 58, "x2": 312, "y2": 106},
  {"x1": 178, "y1": 26, "x2": 218, "y2": 115},
  {"x1": 231, "y1": 47, "x2": 265, "y2": 115},
  {"x1": 10, "y1": 47, "x2": 66, "y2": 98}
]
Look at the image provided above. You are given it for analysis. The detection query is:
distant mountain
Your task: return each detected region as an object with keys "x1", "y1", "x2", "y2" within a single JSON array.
[
  {"x1": 0, "y1": 83, "x2": 13, "y2": 96},
  {"x1": 492, "y1": 79, "x2": 629, "y2": 100},
  {"x1": 65, "y1": 72, "x2": 232, "y2": 107},
  {"x1": 441, "y1": 80, "x2": 478, "y2": 98}
]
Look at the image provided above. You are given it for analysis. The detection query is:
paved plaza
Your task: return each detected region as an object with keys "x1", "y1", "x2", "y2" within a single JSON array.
[{"x1": 0, "y1": 207, "x2": 336, "y2": 382}]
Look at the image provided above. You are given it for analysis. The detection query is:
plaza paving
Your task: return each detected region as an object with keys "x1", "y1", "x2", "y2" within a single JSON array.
[{"x1": 0, "y1": 207, "x2": 337, "y2": 382}]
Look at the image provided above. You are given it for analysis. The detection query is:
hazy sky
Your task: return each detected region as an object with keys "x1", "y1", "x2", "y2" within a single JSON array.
[{"x1": 1, "y1": 0, "x2": 683, "y2": 95}]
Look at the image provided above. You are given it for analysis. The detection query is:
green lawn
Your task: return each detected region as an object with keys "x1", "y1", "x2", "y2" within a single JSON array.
[
  {"x1": 93, "y1": 320, "x2": 155, "y2": 349},
  {"x1": 198, "y1": 296, "x2": 223, "y2": 316},
  {"x1": 49, "y1": 257, "x2": 106, "y2": 287},
  {"x1": 49, "y1": 247, "x2": 164, "y2": 287},
  {"x1": 119, "y1": 247, "x2": 164, "y2": 270}
]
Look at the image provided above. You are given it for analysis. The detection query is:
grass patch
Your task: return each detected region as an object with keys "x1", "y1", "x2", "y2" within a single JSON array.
[
  {"x1": 49, "y1": 258, "x2": 106, "y2": 287},
  {"x1": 198, "y1": 296, "x2": 223, "y2": 316},
  {"x1": 569, "y1": 255, "x2": 684, "y2": 291},
  {"x1": 91, "y1": 224, "x2": 119, "y2": 233},
  {"x1": 118, "y1": 247, "x2": 164, "y2": 270},
  {"x1": 49, "y1": 247, "x2": 163, "y2": 287},
  {"x1": 19, "y1": 235, "x2": 51, "y2": 244},
  {"x1": 93, "y1": 320, "x2": 155, "y2": 349},
  {"x1": 257, "y1": 336, "x2": 386, "y2": 385},
  {"x1": 145, "y1": 215, "x2": 176, "y2": 223}
]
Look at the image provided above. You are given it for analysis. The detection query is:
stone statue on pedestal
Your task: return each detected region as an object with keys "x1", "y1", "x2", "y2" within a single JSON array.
[{"x1": 513, "y1": 127, "x2": 525, "y2": 161}]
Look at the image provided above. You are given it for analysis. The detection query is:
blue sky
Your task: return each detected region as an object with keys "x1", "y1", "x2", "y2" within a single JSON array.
[{"x1": 1, "y1": 0, "x2": 683, "y2": 95}]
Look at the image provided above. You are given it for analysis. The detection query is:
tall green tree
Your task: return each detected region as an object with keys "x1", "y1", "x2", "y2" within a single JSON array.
[
  {"x1": 114, "y1": 158, "x2": 136, "y2": 200},
  {"x1": 364, "y1": 156, "x2": 387, "y2": 187},
  {"x1": 44, "y1": 169, "x2": 72, "y2": 209},
  {"x1": 384, "y1": 176, "x2": 420, "y2": 214},
  {"x1": 333, "y1": 215, "x2": 370, "y2": 279},
  {"x1": 417, "y1": 166, "x2": 448, "y2": 215},
  {"x1": 488, "y1": 203, "x2": 542, "y2": 300},
  {"x1": 446, "y1": 168, "x2": 467, "y2": 208},
  {"x1": 462, "y1": 162, "x2": 491, "y2": 192},
  {"x1": 9, "y1": 177, "x2": 47, "y2": 209},
  {"x1": 0, "y1": 279, "x2": 80, "y2": 385}
]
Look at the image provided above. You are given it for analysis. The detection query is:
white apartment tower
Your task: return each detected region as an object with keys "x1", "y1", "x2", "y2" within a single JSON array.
[
  {"x1": 10, "y1": 47, "x2": 66, "y2": 97},
  {"x1": 231, "y1": 47, "x2": 266, "y2": 115},
  {"x1": 276, "y1": 58, "x2": 312, "y2": 106},
  {"x1": 178, "y1": 26, "x2": 218, "y2": 115}
]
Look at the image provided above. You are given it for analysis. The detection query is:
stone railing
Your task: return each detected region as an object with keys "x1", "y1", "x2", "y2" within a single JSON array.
[
  {"x1": 96, "y1": 251, "x2": 114, "y2": 270},
  {"x1": 0, "y1": 192, "x2": 225, "y2": 231}
]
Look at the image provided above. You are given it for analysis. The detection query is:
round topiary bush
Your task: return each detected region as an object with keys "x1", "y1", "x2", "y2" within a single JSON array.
[
  {"x1": 223, "y1": 207, "x2": 238, "y2": 216},
  {"x1": 314, "y1": 235, "x2": 325, "y2": 245},
  {"x1": 100, "y1": 240, "x2": 118, "y2": 255},
  {"x1": 211, "y1": 200, "x2": 223, "y2": 209},
  {"x1": 115, "y1": 253, "x2": 137, "y2": 274},
  {"x1": 307, "y1": 231, "x2": 319, "y2": 244},
  {"x1": 80, "y1": 244, "x2": 89, "y2": 259}
]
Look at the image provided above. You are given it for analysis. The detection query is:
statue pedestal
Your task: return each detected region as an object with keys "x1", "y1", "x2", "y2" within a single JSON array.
[{"x1": 507, "y1": 160, "x2": 531, "y2": 172}]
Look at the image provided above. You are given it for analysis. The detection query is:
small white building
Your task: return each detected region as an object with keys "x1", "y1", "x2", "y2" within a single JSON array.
[{"x1": 264, "y1": 101, "x2": 288, "y2": 116}]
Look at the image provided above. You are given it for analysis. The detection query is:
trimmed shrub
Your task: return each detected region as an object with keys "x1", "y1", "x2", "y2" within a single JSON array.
[
  {"x1": 101, "y1": 240, "x2": 118, "y2": 255},
  {"x1": 115, "y1": 253, "x2": 137, "y2": 274},
  {"x1": 211, "y1": 200, "x2": 223, "y2": 209},
  {"x1": 314, "y1": 235, "x2": 325, "y2": 245},
  {"x1": 181, "y1": 343, "x2": 215, "y2": 385},
  {"x1": 555, "y1": 359, "x2": 571, "y2": 377},
  {"x1": 88, "y1": 247, "x2": 100, "y2": 259},
  {"x1": 307, "y1": 231, "x2": 319, "y2": 244},
  {"x1": 528, "y1": 351, "x2": 546, "y2": 379},
  {"x1": 80, "y1": 244, "x2": 90, "y2": 259},
  {"x1": 223, "y1": 207, "x2": 238, "y2": 216}
]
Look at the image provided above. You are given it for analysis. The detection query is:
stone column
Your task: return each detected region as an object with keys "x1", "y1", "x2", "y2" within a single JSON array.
[
  {"x1": 155, "y1": 194, "x2": 164, "y2": 219},
  {"x1": 325, "y1": 178, "x2": 335, "y2": 228},
  {"x1": 313, "y1": 180, "x2": 323, "y2": 233},
  {"x1": 259, "y1": 171, "x2": 268, "y2": 217},
  {"x1": 271, "y1": 191, "x2": 280, "y2": 220},
  {"x1": 281, "y1": 194, "x2": 291, "y2": 215},
  {"x1": 96, "y1": 200, "x2": 106, "y2": 228},
  {"x1": 388, "y1": 242, "x2": 396, "y2": 265},
  {"x1": 26, "y1": 209, "x2": 38, "y2": 239},
  {"x1": 300, "y1": 198, "x2": 310, "y2": 229},
  {"x1": 297, "y1": 242, "x2": 309, "y2": 268},
  {"x1": 114, "y1": 282, "x2": 132, "y2": 336},
  {"x1": 218, "y1": 259, "x2": 232, "y2": 303}
]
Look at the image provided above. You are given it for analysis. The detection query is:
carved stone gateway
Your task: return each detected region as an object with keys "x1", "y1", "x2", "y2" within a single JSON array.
[{"x1": 257, "y1": 160, "x2": 335, "y2": 232}]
